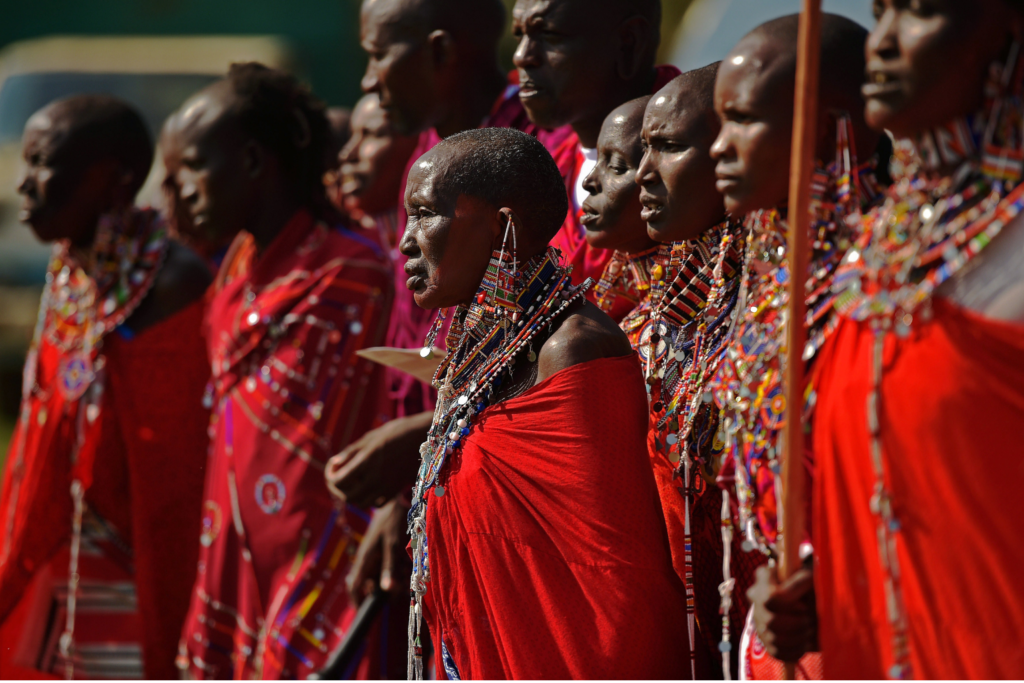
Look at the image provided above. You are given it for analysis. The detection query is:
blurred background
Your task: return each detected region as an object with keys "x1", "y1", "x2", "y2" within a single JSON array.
[{"x1": 0, "y1": 0, "x2": 872, "y2": 458}]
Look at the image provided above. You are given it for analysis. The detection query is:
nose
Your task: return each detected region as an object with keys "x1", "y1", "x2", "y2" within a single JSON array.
[
  {"x1": 867, "y1": 7, "x2": 899, "y2": 62},
  {"x1": 398, "y1": 224, "x2": 421, "y2": 258},
  {"x1": 512, "y1": 33, "x2": 541, "y2": 70},
  {"x1": 581, "y1": 165, "x2": 599, "y2": 197},
  {"x1": 339, "y1": 134, "x2": 360, "y2": 167},
  {"x1": 636, "y1": 147, "x2": 657, "y2": 188},
  {"x1": 16, "y1": 166, "x2": 34, "y2": 197},
  {"x1": 361, "y1": 62, "x2": 381, "y2": 94},
  {"x1": 709, "y1": 128, "x2": 731, "y2": 162}
]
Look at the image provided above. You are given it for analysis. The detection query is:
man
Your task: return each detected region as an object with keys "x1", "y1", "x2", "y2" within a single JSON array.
[
  {"x1": 755, "y1": 1, "x2": 1024, "y2": 678},
  {"x1": 166, "y1": 63, "x2": 396, "y2": 679},
  {"x1": 323, "y1": 106, "x2": 353, "y2": 213},
  {"x1": 512, "y1": 0, "x2": 679, "y2": 288},
  {"x1": 401, "y1": 126, "x2": 690, "y2": 679},
  {"x1": 633, "y1": 67, "x2": 759, "y2": 678},
  {"x1": 706, "y1": 14, "x2": 878, "y2": 680},
  {"x1": 0, "y1": 95, "x2": 211, "y2": 678},
  {"x1": 337, "y1": 93, "x2": 419, "y2": 252}
]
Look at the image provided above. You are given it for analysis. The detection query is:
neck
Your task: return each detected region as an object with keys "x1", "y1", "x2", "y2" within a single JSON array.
[
  {"x1": 573, "y1": 68, "x2": 658, "y2": 148},
  {"x1": 434, "y1": 62, "x2": 508, "y2": 138},
  {"x1": 249, "y1": 193, "x2": 305, "y2": 252}
]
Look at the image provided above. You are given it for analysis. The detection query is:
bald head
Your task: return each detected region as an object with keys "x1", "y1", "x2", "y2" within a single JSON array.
[
  {"x1": 726, "y1": 13, "x2": 869, "y2": 128},
  {"x1": 712, "y1": 14, "x2": 876, "y2": 216},
  {"x1": 637, "y1": 63, "x2": 724, "y2": 242},
  {"x1": 33, "y1": 95, "x2": 153, "y2": 194},
  {"x1": 362, "y1": 0, "x2": 506, "y2": 53}
]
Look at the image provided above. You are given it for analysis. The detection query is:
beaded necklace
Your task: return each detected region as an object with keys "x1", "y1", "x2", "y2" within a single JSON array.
[
  {"x1": 828, "y1": 46, "x2": 1024, "y2": 681},
  {"x1": 406, "y1": 247, "x2": 591, "y2": 679},
  {"x1": 627, "y1": 220, "x2": 742, "y2": 679},
  {"x1": 15, "y1": 207, "x2": 167, "y2": 680},
  {"x1": 713, "y1": 115, "x2": 878, "y2": 559},
  {"x1": 593, "y1": 244, "x2": 663, "y2": 323}
]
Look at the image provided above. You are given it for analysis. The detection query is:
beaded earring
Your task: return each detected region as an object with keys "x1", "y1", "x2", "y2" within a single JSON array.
[{"x1": 467, "y1": 215, "x2": 521, "y2": 330}]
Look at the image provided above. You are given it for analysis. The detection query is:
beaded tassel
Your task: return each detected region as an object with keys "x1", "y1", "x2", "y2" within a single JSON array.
[{"x1": 719, "y1": 493, "x2": 735, "y2": 681}]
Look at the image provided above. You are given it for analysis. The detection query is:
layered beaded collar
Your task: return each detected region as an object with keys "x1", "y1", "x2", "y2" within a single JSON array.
[
  {"x1": 832, "y1": 47, "x2": 1024, "y2": 328},
  {"x1": 712, "y1": 115, "x2": 880, "y2": 557},
  {"x1": 406, "y1": 247, "x2": 591, "y2": 679},
  {"x1": 593, "y1": 245, "x2": 662, "y2": 327},
  {"x1": 24, "y1": 207, "x2": 167, "y2": 403}
]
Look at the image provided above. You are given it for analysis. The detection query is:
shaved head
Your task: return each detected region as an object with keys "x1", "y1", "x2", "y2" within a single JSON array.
[
  {"x1": 712, "y1": 13, "x2": 875, "y2": 216},
  {"x1": 32, "y1": 95, "x2": 153, "y2": 194},
  {"x1": 637, "y1": 63, "x2": 724, "y2": 242},
  {"x1": 363, "y1": 0, "x2": 506, "y2": 53}
]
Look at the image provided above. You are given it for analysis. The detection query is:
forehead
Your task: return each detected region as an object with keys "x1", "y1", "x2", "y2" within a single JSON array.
[
  {"x1": 406, "y1": 150, "x2": 441, "y2": 199},
  {"x1": 716, "y1": 35, "x2": 789, "y2": 108},
  {"x1": 644, "y1": 89, "x2": 710, "y2": 139},
  {"x1": 362, "y1": 0, "x2": 423, "y2": 41},
  {"x1": 600, "y1": 102, "x2": 645, "y2": 148},
  {"x1": 175, "y1": 84, "x2": 235, "y2": 148},
  {"x1": 513, "y1": 0, "x2": 595, "y2": 26},
  {"x1": 351, "y1": 96, "x2": 387, "y2": 129}
]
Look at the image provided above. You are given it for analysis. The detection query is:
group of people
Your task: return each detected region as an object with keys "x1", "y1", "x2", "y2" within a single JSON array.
[{"x1": 1, "y1": 0, "x2": 1022, "y2": 680}]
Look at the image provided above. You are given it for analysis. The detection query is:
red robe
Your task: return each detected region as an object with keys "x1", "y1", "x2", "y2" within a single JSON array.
[
  {"x1": 812, "y1": 298, "x2": 1024, "y2": 679},
  {"x1": 177, "y1": 211, "x2": 394, "y2": 679},
  {"x1": 548, "y1": 65, "x2": 682, "y2": 292},
  {"x1": 0, "y1": 300, "x2": 210, "y2": 679},
  {"x1": 422, "y1": 355, "x2": 691, "y2": 679},
  {"x1": 386, "y1": 73, "x2": 574, "y2": 417}
]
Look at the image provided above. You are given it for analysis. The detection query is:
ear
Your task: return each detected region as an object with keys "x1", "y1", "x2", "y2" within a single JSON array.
[
  {"x1": 428, "y1": 29, "x2": 457, "y2": 71},
  {"x1": 242, "y1": 139, "x2": 266, "y2": 179},
  {"x1": 615, "y1": 16, "x2": 653, "y2": 81},
  {"x1": 109, "y1": 167, "x2": 139, "y2": 208},
  {"x1": 494, "y1": 207, "x2": 521, "y2": 251}
]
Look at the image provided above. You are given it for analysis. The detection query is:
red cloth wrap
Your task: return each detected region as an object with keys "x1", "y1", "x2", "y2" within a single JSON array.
[
  {"x1": 812, "y1": 298, "x2": 1024, "y2": 679},
  {"x1": 0, "y1": 300, "x2": 210, "y2": 679},
  {"x1": 178, "y1": 212, "x2": 394, "y2": 679},
  {"x1": 422, "y1": 355, "x2": 691, "y2": 680}
]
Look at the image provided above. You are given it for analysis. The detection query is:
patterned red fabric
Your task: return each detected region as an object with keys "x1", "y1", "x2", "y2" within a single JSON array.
[
  {"x1": 421, "y1": 355, "x2": 692, "y2": 680},
  {"x1": 178, "y1": 211, "x2": 394, "y2": 679},
  {"x1": 386, "y1": 74, "x2": 574, "y2": 417},
  {"x1": 0, "y1": 300, "x2": 210, "y2": 679},
  {"x1": 812, "y1": 298, "x2": 1024, "y2": 679},
  {"x1": 549, "y1": 65, "x2": 682, "y2": 294}
]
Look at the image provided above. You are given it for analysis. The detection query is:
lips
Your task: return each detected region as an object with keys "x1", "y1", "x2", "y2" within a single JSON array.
[
  {"x1": 518, "y1": 76, "x2": 546, "y2": 99},
  {"x1": 862, "y1": 70, "x2": 903, "y2": 98},
  {"x1": 404, "y1": 262, "x2": 427, "y2": 291},
  {"x1": 639, "y1": 191, "x2": 663, "y2": 223}
]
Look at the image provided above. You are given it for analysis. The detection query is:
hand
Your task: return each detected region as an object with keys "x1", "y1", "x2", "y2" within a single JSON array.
[
  {"x1": 325, "y1": 411, "x2": 431, "y2": 509},
  {"x1": 747, "y1": 563, "x2": 818, "y2": 663},
  {"x1": 346, "y1": 499, "x2": 410, "y2": 604}
]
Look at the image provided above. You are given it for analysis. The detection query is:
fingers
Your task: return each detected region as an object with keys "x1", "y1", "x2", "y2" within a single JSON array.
[
  {"x1": 380, "y1": 528, "x2": 394, "y2": 592},
  {"x1": 765, "y1": 567, "x2": 815, "y2": 613}
]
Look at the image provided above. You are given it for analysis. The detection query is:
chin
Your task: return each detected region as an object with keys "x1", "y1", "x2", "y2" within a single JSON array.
[{"x1": 520, "y1": 99, "x2": 566, "y2": 130}]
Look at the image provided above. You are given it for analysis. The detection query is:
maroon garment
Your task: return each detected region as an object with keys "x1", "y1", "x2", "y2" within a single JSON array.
[{"x1": 422, "y1": 355, "x2": 691, "y2": 679}]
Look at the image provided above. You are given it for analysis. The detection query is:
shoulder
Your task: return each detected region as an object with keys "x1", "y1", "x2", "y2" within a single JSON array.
[
  {"x1": 939, "y1": 208, "x2": 1024, "y2": 322},
  {"x1": 126, "y1": 240, "x2": 212, "y2": 334},
  {"x1": 536, "y1": 299, "x2": 635, "y2": 383}
]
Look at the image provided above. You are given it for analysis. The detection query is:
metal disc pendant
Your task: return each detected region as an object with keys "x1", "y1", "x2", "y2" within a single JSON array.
[
  {"x1": 57, "y1": 352, "x2": 95, "y2": 402},
  {"x1": 434, "y1": 485, "x2": 445, "y2": 497}
]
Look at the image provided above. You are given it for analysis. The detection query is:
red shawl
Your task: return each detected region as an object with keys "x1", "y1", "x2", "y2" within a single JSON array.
[
  {"x1": 386, "y1": 73, "x2": 574, "y2": 417},
  {"x1": 422, "y1": 355, "x2": 691, "y2": 679},
  {"x1": 549, "y1": 65, "x2": 682, "y2": 293},
  {"x1": 0, "y1": 300, "x2": 210, "y2": 679},
  {"x1": 178, "y1": 211, "x2": 393, "y2": 679},
  {"x1": 812, "y1": 298, "x2": 1024, "y2": 679}
]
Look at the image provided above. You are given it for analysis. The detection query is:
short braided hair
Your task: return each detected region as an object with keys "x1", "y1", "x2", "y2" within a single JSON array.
[{"x1": 433, "y1": 127, "x2": 568, "y2": 244}]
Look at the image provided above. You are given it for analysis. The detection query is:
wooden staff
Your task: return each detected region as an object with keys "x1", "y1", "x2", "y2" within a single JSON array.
[{"x1": 781, "y1": 0, "x2": 821, "y2": 677}]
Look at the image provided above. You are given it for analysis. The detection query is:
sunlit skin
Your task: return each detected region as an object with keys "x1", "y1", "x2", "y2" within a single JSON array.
[
  {"x1": 512, "y1": 0, "x2": 658, "y2": 148},
  {"x1": 865, "y1": 0, "x2": 1021, "y2": 140},
  {"x1": 360, "y1": 0, "x2": 507, "y2": 138},
  {"x1": 18, "y1": 104, "x2": 126, "y2": 248},
  {"x1": 581, "y1": 97, "x2": 656, "y2": 254},
  {"x1": 636, "y1": 75, "x2": 725, "y2": 243},
  {"x1": 339, "y1": 93, "x2": 419, "y2": 217},
  {"x1": 710, "y1": 38, "x2": 798, "y2": 218}
]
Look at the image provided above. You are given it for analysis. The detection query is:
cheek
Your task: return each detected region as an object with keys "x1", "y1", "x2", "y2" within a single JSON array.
[{"x1": 606, "y1": 176, "x2": 640, "y2": 217}]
